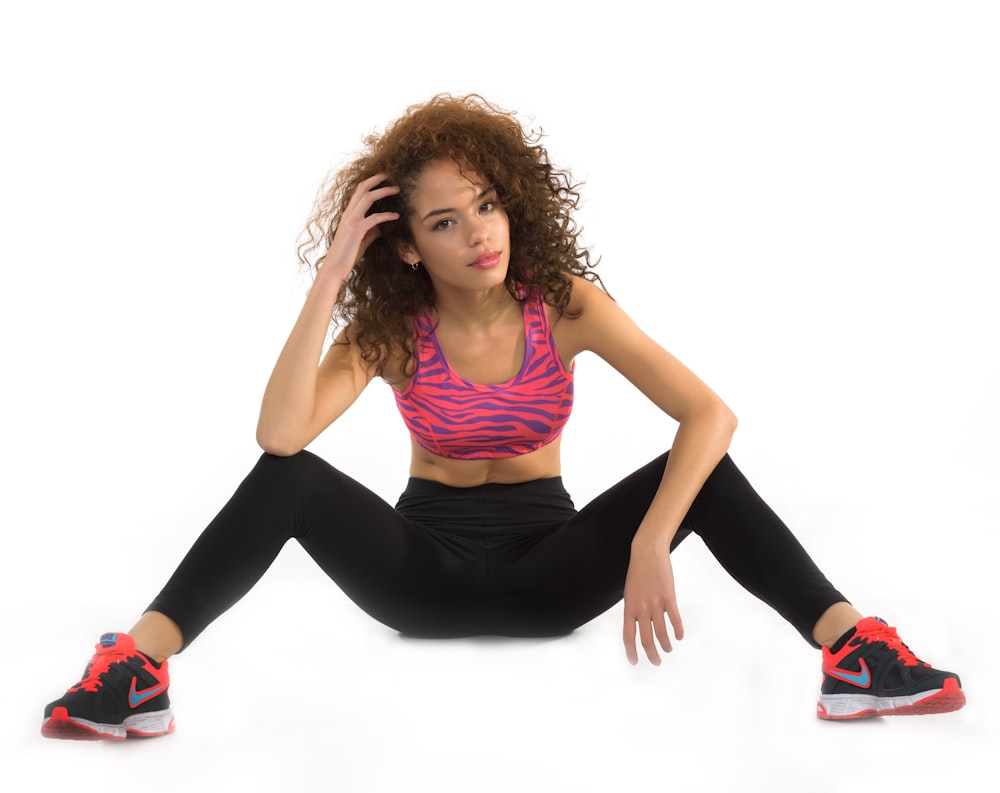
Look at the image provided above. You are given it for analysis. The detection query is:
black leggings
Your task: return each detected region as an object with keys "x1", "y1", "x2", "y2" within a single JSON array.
[{"x1": 147, "y1": 451, "x2": 846, "y2": 651}]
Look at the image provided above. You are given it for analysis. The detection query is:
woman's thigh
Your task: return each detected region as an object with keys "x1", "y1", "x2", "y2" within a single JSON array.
[{"x1": 488, "y1": 453, "x2": 671, "y2": 636}]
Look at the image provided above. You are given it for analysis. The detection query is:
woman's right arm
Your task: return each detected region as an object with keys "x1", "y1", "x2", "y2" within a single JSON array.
[{"x1": 255, "y1": 174, "x2": 399, "y2": 456}]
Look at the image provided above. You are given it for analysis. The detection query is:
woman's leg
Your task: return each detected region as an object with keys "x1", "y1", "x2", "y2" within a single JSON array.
[
  {"x1": 492, "y1": 452, "x2": 848, "y2": 645},
  {"x1": 144, "y1": 450, "x2": 486, "y2": 655},
  {"x1": 669, "y1": 452, "x2": 851, "y2": 646},
  {"x1": 43, "y1": 450, "x2": 485, "y2": 740},
  {"x1": 499, "y1": 452, "x2": 964, "y2": 719}
]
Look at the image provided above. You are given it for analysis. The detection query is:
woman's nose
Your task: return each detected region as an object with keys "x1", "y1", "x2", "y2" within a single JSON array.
[{"x1": 468, "y1": 215, "x2": 488, "y2": 246}]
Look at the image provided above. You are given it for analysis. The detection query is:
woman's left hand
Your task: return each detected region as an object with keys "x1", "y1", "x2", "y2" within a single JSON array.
[{"x1": 622, "y1": 541, "x2": 684, "y2": 665}]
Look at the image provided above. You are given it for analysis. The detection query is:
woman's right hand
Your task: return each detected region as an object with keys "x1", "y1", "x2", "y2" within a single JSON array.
[{"x1": 319, "y1": 173, "x2": 400, "y2": 281}]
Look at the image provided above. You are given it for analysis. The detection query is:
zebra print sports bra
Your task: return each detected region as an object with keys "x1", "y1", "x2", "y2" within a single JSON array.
[{"x1": 392, "y1": 292, "x2": 574, "y2": 460}]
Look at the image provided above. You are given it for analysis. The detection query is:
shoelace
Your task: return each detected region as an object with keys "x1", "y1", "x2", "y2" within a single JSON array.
[
  {"x1": 858, "y1": 622, "x2": 927, "y2": 668},
  {"x1": 68, "y1": 649, "x2": 130, "y2": 693}
]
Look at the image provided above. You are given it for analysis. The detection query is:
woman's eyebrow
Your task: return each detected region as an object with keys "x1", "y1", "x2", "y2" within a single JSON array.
[{"x1": 421, "y1": 187, "x2": 494, "y2": 222}]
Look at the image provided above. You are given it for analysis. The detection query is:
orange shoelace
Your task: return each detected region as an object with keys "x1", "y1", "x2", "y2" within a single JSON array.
[
  {"x1": 858, "y1": 621, "x2": 927, "y2": 668},
  {"x1": 68, "y1": 649, "x2": 129, "y2": 693}
]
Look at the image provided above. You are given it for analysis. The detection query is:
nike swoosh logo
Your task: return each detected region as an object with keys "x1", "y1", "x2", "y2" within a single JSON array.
[
  {"x1": 826, "y1": 658, "x2": 871, "y2": 688},
  {"x1": 129, "y1": 678, "x2": 168, "y2": 708}
]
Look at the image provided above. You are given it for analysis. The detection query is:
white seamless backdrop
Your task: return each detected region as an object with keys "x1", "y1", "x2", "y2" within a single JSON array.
[{"x1": 1, "y1": 2, "x2": 996, "y2": 791}]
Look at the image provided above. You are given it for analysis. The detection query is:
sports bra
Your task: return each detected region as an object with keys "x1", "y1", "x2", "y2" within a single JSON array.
[{"x1": 393, "y1": 292, "x2": 574, "y2": 460}]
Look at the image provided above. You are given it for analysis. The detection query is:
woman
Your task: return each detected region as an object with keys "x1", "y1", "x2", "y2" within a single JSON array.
[{"x1": 42, "y1": 94, "x2": 965, "y2": 740}]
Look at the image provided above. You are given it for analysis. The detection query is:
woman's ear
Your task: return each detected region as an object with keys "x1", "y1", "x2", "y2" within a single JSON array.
[{"x1": 396, "y1": 241, "x2": 419, "y2": 266}]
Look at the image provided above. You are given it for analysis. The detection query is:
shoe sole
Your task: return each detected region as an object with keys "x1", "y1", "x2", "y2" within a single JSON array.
[
  {"x1": 41, "y1": 706, "x2": 175, "y2": 740},
  {"x1": 816, "y1": 677, "x2": 966, "y2": 720}
]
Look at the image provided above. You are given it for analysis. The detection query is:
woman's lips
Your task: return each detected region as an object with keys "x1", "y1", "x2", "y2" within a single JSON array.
[{"x1": 468, "y1": 251, "x2": 501, "y2": 269}]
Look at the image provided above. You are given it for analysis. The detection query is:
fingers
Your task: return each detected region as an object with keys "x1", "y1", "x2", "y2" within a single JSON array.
[
  {"x1": 357, "y1": 171, "x2": 394, "y2": 191},
  {"x1": 361, "y1": 226, "x2": 380, "y2": 246},
  {"x1": 357, "y1": 226, "x2": 383, "y2": 259},
  {"x1": 622, "y1": 551, "x2": 683, "y2": 666},
  {"x1": 352, "y1": 172, "x2": 395, "y2": 198},
  {"x1": 623, "y1": 606, "x2": 683, "y2": 666},
  {"x1": 653, "y1": 612, "x2": 672, "y2": 657},
  {"x1": 348, "y1": 173, "x2": 399, "y2": 214},
  {"x1": 323, "y1": 175, "x2": 401, "y2": 273},
  {"x1": 623, "y1": 617, "x2": 639, "y2": 666},
  {"x1": 343, "y1": 174, "x2": 400, "y2": 232},
  {"x1": 638, "y1": 616, "x2": 662, "y2": 666},
  {"x1": 667, "y1": 602, "x2": 685, "y2": 642}
]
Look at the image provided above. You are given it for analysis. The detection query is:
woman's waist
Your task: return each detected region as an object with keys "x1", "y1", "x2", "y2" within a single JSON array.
[
  {"x1": 406, "y1": 435, "x2": 562, "y2": 488},
  {"x1": 395, "y1": 475, "x2": 577, "y2": 537}
]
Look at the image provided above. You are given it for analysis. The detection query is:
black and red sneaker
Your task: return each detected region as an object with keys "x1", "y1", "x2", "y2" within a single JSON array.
[
  {"x1": 42, "y1": 632, "x2": 174, "y2": 740},
  {"x1": 816, "y1": 617, "x2": 965, "y2": 720}
]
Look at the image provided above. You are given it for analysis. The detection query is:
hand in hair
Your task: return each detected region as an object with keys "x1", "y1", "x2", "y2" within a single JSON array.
[{"x1": 319, "y1": 172, "x2": 399, "y2": 282}]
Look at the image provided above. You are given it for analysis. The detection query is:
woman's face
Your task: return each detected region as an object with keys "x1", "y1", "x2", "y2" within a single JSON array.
[{"x1": 400, "y1": 158, "x2": 511, "y2": 295}]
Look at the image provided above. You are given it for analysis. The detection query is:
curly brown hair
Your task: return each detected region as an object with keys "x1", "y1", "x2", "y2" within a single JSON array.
[{"x1": 297, "y1": 94, "x2": 605, "y2": 375}]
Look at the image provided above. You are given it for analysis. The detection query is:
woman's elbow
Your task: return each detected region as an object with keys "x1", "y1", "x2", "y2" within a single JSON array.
[
  {"x1": 255, "y1": 426, "x2": 305, "y2": 457},
  {"x1": 721, "y1": 403, "x2": 738, "y2": 436},
  {"x1": 701, "y1": 399, "x2": 737, "y2": 443}
]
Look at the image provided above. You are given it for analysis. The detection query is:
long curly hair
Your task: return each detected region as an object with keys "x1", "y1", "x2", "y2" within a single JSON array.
[{"x1": 297, "y1": 93, "x2": 604, "y2": 375}]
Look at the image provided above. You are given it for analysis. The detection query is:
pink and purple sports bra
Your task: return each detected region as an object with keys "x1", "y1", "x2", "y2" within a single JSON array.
[{"x1": 393, "y1": 292, "x2": 574, "y2": 461}]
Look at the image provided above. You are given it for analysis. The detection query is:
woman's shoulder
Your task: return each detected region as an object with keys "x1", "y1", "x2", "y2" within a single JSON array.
[
  {"x1": 546, "y1": 274, "x2": 613, "y2": 320},
  {"x1": 547, "y1": 274, "x2": 626, "y2": 360}
]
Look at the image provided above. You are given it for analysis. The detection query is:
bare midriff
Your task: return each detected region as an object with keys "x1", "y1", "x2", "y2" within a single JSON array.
[{"x1": 406, "y1": 435, "x2": 563, "y2": 487}]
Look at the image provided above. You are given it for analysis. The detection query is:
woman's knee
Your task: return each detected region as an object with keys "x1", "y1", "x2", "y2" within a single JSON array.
[
  {"x1": 250, "y1": 449, "x2": 331, "y2": 483},
  {"x1": 696, "y1": 453, "x2": 753, "y2": 501}
]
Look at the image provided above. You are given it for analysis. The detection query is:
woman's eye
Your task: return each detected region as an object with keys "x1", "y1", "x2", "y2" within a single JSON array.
[
  {"x1": 434, "y1": 218, "x2": 454, "y2": 230},
  {"x1": 480, "y1": 201, "x2": 495, "y2": 212}
]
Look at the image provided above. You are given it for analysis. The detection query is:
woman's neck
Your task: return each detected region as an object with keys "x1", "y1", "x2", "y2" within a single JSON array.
[{"x1": 431, "y1": 284, "x2": 520, "y2": 334}]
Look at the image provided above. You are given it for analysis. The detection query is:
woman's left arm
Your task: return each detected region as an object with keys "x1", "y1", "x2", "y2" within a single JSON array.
[{"x1": 557, "y1": 277, "x2": 738, "y2": 665}]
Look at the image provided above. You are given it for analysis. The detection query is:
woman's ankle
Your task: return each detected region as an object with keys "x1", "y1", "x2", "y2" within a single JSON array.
[
  {"x1": 812, "y1": 602, "x2": 864, "y2": 648},
  {"x1": 128, "y1": 611, "x2": 183, "y2": 663}
]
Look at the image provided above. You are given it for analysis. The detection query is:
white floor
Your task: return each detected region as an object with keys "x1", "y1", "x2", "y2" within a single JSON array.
[{"x1": 4, "y1": 492, "x2": 995, "y2": 793}]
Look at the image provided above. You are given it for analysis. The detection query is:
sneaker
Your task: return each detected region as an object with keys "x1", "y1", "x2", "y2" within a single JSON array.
[
  {"x1": 816, "y1": 616, "x2": 965, "y2": 720},
  {"x1": 41, "y1": 632, "x2": 174, "y2": 740}
]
